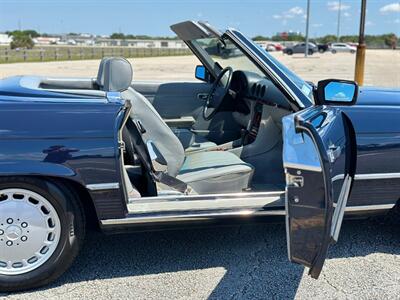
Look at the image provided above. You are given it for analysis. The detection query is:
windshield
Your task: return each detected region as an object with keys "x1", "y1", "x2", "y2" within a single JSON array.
[
  {"x1": 191, "y1": 35, "x2": 313, "y2": 102},
  {"x1": 192, "y1": 37, "x2": 266, "y2": 77}
]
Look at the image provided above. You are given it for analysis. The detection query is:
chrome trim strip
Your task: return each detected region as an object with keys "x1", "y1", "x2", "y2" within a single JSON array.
[
  {"x1": 128, "y1": 193, "x2": 283, "y2": 213},
  {"x1": 345, "y1": 204, "x2": 395, "y2": 212},
  {"x1": 129, "y1": 191, "x2": 284, "y2": 203},
  {"x1": 356, "y1": 173, "x2": 400, "y2": 180},
  {"x1": 332, "y1": 172, "x2": 400, "y2": 182},
  {"x1": 284, "y1": 162, "x2": 322, "y2": 172},
  {"x1": 86, "y1": 182, "x2": 120, "y2": 191},
  {"x1": 331, "y1": 175, "x2": 352, "y2": 241},
  {"x1": 100, "y1": 203, "x2": 395, "y2": 226},
  {"x1": 100, "y1": 209, "x2": 286, "y2": 226}
]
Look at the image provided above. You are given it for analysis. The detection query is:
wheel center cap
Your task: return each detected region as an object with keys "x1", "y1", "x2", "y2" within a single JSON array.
[{"x1": 5, "y1": 225, "x2": 22, "y2": 240}]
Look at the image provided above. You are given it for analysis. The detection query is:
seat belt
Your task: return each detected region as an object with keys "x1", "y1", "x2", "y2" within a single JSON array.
[
  {"x1": 153, "y1": 171, "x2": 189, "y2": 194},
  {"x1": 130, "y1": 118, "x2": 190, "y2": 194}
]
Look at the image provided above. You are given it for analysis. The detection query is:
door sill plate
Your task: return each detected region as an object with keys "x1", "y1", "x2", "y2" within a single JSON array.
[{"x1": 127, "y1": 191, "x2": 284, "y2": 214}]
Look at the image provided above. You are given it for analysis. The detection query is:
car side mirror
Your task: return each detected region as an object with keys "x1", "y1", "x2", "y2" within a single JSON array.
[
  {"x1": 195, "y1": 65, "x2": 210, "y2": 82},
  {"x1": 316, "y1": 79, "x2": 358, "y2": 105}
]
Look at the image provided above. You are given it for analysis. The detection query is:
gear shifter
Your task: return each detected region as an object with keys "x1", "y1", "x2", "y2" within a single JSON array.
[{"x1": 240, "y1": 128, "x2": 248, "y2": 145}]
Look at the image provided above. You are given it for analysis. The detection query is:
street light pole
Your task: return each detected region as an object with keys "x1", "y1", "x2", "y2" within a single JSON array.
[
  {"x1": 305, "y1": 0, "x2": 311, "y2": 57},
  {"x1": 336, "y1": 0, "x2": 341, "y2": 42},
  {"x1": 355, "y1": 0, "x2": 367, "y2": 85}
]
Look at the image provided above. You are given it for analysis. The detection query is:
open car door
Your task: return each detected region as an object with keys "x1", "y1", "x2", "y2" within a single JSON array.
[{"x1": 282, "y1": 106, "x2": 356, "y2": 279}]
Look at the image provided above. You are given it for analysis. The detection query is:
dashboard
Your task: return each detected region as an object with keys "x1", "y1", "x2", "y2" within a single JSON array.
[{"x1": 230, "y1": 70, "x2": 292, "y2": 110}]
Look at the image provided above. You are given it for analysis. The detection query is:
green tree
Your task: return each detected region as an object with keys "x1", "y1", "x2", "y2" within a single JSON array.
[
  {"x1": 7, "y1": 30, "x2": 39, "y2": 38},
  {"x1": 22, "y1": 30, "x2": 40, "y2": 38},
  {"x1": 110, "y1": 33, "x2": 125, "y2": 39},
  {"x1": 10, "y1": 32, "x2": 34, "y2": 49},
  {"x1": 384, "y1": 33, "x2": 397, "y2": 48},
  {"x1": 317, "y1": 35, "x2": 337, "y2": 44},
  {"x1": 252, "y1": 35, "x2": 270, "y2": 41}
]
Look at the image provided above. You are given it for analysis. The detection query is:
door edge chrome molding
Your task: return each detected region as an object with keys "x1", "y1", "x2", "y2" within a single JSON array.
[
  {"x1": 100, "y1": 209, "x2": 286, "y2": 226},
  {"x1": 284, "y1": 162, "x2": 322, "y2": 173},
  {"x1": 332, "y1": 172, "x2": 400, "y2": 182},
  {"x1": 345, "y1": 204, "x2": 395, "y2": 212},
  {"x1": 86, "y1": 182, "x2": 120, "y2": 191}
]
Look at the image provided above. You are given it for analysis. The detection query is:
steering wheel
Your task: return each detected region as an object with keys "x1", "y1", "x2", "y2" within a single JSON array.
[{"x1": 203, "y1": 67, "x2": 233, "y2": 121}]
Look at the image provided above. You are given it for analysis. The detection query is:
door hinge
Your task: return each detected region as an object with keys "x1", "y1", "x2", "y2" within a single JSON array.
[{"x1": 118, "y1": 141, "x2": 126, "y2": 151}]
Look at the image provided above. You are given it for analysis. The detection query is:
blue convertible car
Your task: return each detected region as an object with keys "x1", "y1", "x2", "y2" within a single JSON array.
[{"x1": 0, "y1": 21, "x2": 399, "y2": 291}]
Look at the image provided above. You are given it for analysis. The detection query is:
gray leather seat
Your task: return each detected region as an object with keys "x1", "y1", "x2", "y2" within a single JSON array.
[
  {"x1": 98, "y1": 58, "x2": 254, "y2": 194},
  {"x1": 98, "y1": 57, "x2": 215, "y2": 153}
]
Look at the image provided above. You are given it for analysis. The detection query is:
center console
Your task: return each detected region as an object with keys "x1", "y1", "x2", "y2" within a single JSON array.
[{"x1": 246, "y1": 102, "x2": 263, "y2": 144}]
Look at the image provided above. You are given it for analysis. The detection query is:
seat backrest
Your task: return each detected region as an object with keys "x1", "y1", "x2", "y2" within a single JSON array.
[
  {"x1": 96, "y1": 57, "x2": 109, "y2": 88},
  {"x1": 122, "y1": 88, "x2": 185, "y2": 177},
  {"x1": 96, "y1": 57, "x2": 133, "y2": 92},
  {"x1": 97, "y1": 57, "x2": 185, "y2": 177}
]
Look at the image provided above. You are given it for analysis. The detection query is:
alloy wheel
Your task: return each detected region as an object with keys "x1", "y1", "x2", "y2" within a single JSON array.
[{"x1": 0, "y1": 188, "x2": 61, "y2": 275}]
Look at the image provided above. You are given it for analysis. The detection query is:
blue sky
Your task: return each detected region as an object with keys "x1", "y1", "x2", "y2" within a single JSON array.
[{"x1": 0, "y1": 0, "x2": 399, "y2": 37}]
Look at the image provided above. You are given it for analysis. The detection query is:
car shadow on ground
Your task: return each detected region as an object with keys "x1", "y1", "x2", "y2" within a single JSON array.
[{"x1": 3, "y1": 217, "x2": 399, "y2": 299}]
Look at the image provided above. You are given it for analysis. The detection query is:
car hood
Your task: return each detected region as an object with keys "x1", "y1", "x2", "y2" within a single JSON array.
[{"x1": 356, "y1": 87, "x2": 400, "y2": 106}]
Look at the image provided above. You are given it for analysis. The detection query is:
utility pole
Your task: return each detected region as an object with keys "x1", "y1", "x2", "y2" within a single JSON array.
[
  {"x1": 336, "y1": 0, "x2": 341, "y2": 42},
  {"x1": 354, "y1": 0, "x2": 367, "y2": 85},
  {"x1": 305, "y1": 0, "x2": 311, "y2": 57}
]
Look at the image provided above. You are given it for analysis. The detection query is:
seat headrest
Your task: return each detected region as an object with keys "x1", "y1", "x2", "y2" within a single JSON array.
[
  {"x1": 97, "y1": 57, "x2": 133, "y2": 92},
  {"x1": 96, "y1": 57, "x2": 109, "y2": 87}
]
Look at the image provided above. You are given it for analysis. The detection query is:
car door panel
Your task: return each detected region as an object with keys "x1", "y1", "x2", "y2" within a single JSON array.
[
  {"x1": 282, "y1": 106, "x2": 356, "y2": 279},
  {"x1": 132, "y1": 81, "x2": 211, "y2": 119}
]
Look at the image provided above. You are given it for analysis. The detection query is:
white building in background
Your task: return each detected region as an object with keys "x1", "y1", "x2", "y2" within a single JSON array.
[
  {"x1": 94, "y1": 38, "x2": 187, "y2": 48},
  {"x1": 33, "y1": 37, "x2": 61, "y2": 45},
  {"x1": 0, "y1": 33, "x2": 12, "y2": 45}
]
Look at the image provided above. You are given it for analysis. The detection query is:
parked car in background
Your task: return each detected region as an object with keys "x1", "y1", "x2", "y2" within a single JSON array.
[
  {"x1": 283, "y1": 42, "x2": 317, "y2": 55},
  {"x1": 273, "y1": 43, "x2": 284, "y2": 51},
  {"x1": 264, "y1": 43, "x2": 284, "y2": 52},
  {"x1": 317, "y1": 43, "x2": 330, "y2": 53},
  {"x1": 266, "y1": 44, "x2": 276, "y2": 52},
  {"x1": 331, "y1": 43, "x2": 357, "y2": 54}
]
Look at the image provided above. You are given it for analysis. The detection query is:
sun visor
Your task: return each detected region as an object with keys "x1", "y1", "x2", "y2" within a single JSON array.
[{"x1": 170, "y1": 20, "x2": 212, "y2": 41}]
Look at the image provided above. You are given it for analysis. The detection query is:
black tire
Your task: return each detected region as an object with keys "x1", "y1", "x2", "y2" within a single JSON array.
[
  {"x1": 332, "y1": 49, "x2": 337, "y2": 54},
  {"x1": 286, "y1": 49, "x2": 293, "y2": 55},
  {"x1": 0, "y1": 177, "x2": 85, "y2": 292},
  {"x1": 318, "y1": 48, "x2": 325, "y2": 53},
  {"x1": 350, "y1": 50, "x2": 356, "y2": 54},
  {"x1": 308, "y1": 49, "x2": 314, "y2": 55}
]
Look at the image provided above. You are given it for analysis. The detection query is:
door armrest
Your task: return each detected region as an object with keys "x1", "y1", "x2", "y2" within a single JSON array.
[{"x1": 164, "y1": 116, "x2": 195, "y2": 128}]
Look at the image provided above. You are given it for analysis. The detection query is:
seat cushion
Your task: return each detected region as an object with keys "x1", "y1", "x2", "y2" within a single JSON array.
[
  {"x1": 173, "y1": 128, "x2": 217, "y2": 153},
  {"x1": 177, "y1": 151, "x2": 254, "y2": 194}
]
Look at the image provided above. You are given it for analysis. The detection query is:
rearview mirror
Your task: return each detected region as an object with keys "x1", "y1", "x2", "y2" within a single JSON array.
[
  {"x1": 195, "y1": 65, "x2": 210, "y2": 82},
  {"x1": 316, "y1": 79, "x2": 358, "y2": 105}
]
